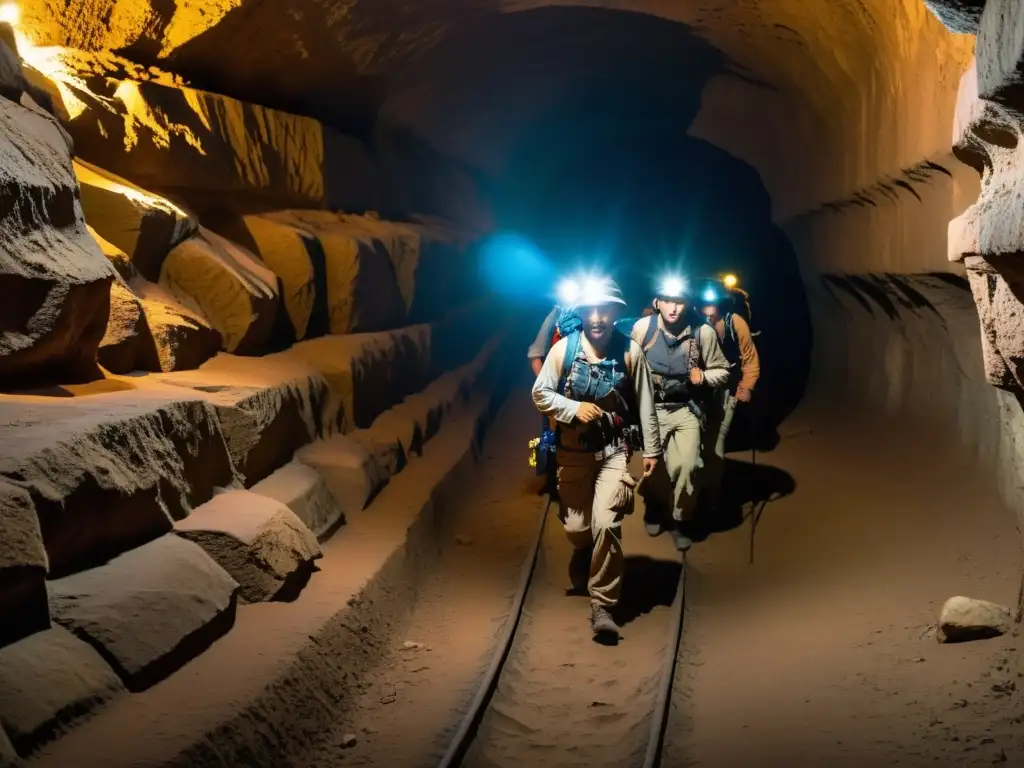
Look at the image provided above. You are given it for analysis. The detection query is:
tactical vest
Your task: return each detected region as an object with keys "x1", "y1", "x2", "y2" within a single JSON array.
[
  {"x1": 557, "y1": 329, "x2": 641, "y2": 455},
  {"x1": 641, "y1": 316, "x2": 707, "y2": 421}
]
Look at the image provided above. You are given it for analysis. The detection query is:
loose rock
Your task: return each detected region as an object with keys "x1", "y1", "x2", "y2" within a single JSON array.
[
  {"x1": 939, "y1": 596, "x2": 1012, "y2": 643},
  {"x1": 341, "y1": 733, "x2": 357, "y2": 749},
  {"x1": 174, "y1": 490, "x2": 321, "y2": 603}
]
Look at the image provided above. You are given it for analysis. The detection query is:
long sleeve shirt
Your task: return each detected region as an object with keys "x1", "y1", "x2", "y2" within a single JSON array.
[
  {"x1": 526, "y1": 306, "x2": 560, "y2": 360},
  {"x1": 715, "y1": 314, "x2": 760, "y2": 394},
  {"x1": 531, "y1": 335, "x2": 663, "y2": 459},
  {"x1": 630, "y1": 315, "x2": 731, "y2": 390}
]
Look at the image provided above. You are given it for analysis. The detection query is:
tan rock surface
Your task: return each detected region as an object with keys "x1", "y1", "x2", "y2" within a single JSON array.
[
  {"x1": 0, "y1": 626, "x2": 125, "y2": 756},
  {"x1": 0, "y1": 481, "x2": 49, "y2": 648},
  {"x1": 264, "y1": 211, "x2": 406, "y2": 335},
  {"x1": 0, "y1": 391, "x2": 238, "y2": 577},
  {"x1": 214, "y1": 215, "x2": 318, "y2": 342},
  {"x1": 159, "y1": 228, "x2": 279, "y2": 355},
  {"x1": 151, "y1": 353, "x2": 328, "y2": 486},
  {"x1": 174, "y1": 490, "x2": 321, "y2": 603},
  {"x1": 251, "y1": 461, "x2": 345, "y2": 541},
  {"x1": 0, "y1": 78, "x2": 115, "y2": 388},
  {"x1": 49, "y1": 534, "x2": 239, "y2": 691},
  {"x1": 74, "y1": 160, "x2": 198, "y2": 282},
  {"x1": 130, "y1": 277, "x2": 222, "y2": 372}
]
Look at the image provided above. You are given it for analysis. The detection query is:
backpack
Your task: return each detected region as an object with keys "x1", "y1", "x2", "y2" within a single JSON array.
[
  {"x1": 640, "y1": 314, "x2": 708, "y2": 424},
  {"x1": 549, "y1": 307, "x2": 582, "y2": 348}
]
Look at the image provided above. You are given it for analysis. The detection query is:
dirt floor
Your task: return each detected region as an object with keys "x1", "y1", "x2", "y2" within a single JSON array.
[
  {"x1": 292, "y1": 390, "x2": 1024, "y2": 768},
  {"x1": 664, "y1": 407, "x2": 1024, "y2": 767}
]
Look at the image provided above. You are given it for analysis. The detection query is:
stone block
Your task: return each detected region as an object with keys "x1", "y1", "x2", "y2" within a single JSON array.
[
  {"x1": 297, "y1": 435, "x2": 390, "y2": 518},
  {"x1": 159, "y1": 228, "x2": 279, "y2": 355},
  {"x1": 74, "y1": 160, "x2": 198, "y2": 282},
  {"x1": 49, "y1": 534, "x2": 239, "y2": 691},
  {"x1": 130, "y1": 277, "x2": 223, "y2": 372},
  {"x1": 0, "y1": 481, "x2": 49, "y2": 648},
  {"x1": 175, "y1": 490, "x2": 321, "y2": 603},
  {"x1": 251, "y1": 461, "x2": 345, "y2": 541},
  {"x1": 0, "y1": 626, "x2": 125, "y2": 756},
  {"x1": 0, "y1": 392, "x2": 238, "y2": 577},
  {"x1": 0, "y1": 83, "x2": 115, "y2": 388}
]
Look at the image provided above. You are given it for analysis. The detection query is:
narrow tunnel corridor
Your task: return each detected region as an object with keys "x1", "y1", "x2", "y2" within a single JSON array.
[{"x1": 1, "y1": 0, "x2": 1023, "y2": 766}]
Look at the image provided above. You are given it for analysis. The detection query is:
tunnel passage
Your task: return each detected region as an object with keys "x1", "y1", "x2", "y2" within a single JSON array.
[{"x1": 3, "y1": 0, "x2": 1024, "y2": 765}]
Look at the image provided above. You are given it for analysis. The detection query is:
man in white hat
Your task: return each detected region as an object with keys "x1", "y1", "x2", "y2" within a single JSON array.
[{"x1": 532, "y1": 276, "x2": 661, "y2": 642}]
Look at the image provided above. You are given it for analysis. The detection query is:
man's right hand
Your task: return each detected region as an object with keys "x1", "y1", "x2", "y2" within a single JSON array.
[{"x1": 575, "y1": 402, "x2": 603, "y2": 424}]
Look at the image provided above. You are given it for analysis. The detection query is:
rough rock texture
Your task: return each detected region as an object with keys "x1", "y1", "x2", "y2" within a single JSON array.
[
  {"x1": 212, "y1": 215, "x2": 319, "y2": 342},
  {"x1": 924, "y1": 0, "x2": 986, "y2": 34},
  {"x1": 263, "y1": 211, "x2": 406, "y2": 335},
  {"x1": 48, "y1": 534, "x2": 239, "y2": 691},
  {"x1": 297, "y1": 331, "x2": 502, "y2": 515},
  {"x1": 98, "y1": 278, "x2": 148, "y2": 374},
  {"x1": 130, "y1": 277, "x2": 223, "y2": 372},
  {"x1": 0, "y1": 481, "x2": 49, "y2": 648},
  {"x1": 0, "y1": 393, "x2": 238, "y2": 577},
  {"x1": 58, "y1": 71, "x2": 380, "y2": 213},
  {"x1": 74, "y1": 160, "x2": 198, "y2": 281},
  {"x1": 159, "y1": 228, "x2": 279, "y2": 355},
  {"x1": 0, "y1": 727, "x2": 15, "y2": 766},
  {"x1": 0, "y1": 63, "x2": 115, "y2": 388},
  {"x1": 0, "y1": 626, "x2": 125, "y2": 756},
  {"x1": 251, "y1": 461, "x2": 344, "y2": 541},
  {"x1": 174, "y1": 490, "x2": 321, "y2": 603},
  {"x1": 949, "y1": 4, "x2": 1024, "y2": 393},
  {"x1": 152, "y1": 354, "x2": 328, "y2": 486},
  {"x1": 938, "y1": 595, "x2": 1012, "y2": 642}
]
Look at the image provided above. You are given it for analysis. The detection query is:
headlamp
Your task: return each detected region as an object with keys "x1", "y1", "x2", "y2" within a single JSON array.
[
  {"x1": 556, "y1": 273, "x2": 611, "y2": 307},
  {"x1": 701, "y1": 287, "x2": 719, "y2": 304},
  {"x1": 657, "y1": 275, "x2": 687, "y2": 299},
  {"x1": 722, "y1": 274, "x2": 738, "y2": 289}
]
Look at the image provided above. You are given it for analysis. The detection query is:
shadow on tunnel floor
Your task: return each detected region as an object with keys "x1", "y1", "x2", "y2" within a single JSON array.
[
  {"x1": 613, "y1": 555, "x2": 683, "y2": 628},
  {"x1": 693, "y1": 459, "x2": 797, "y2": 542}
]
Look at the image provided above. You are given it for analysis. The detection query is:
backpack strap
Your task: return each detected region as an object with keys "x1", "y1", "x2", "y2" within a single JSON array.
[
  {"x1": 641, "y1": 315, "x2": 659, "y2": 352},
  {"x1": 558, "y1": 329, "x2": 582, "y2": 396},
  {"x1": 689, "y1": 323, "x2": 702, "y2": 370}
]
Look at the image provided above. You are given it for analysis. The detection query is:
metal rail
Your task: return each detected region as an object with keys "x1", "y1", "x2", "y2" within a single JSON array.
[{"x1": 437, "y1": 492, "x2": 688, "y2": 768}]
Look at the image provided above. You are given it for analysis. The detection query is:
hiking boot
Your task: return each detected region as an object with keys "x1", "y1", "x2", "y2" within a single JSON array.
[
  {"x1": 591, "y1": 603, "x2": 620, "y2": 641},
  {"x1": 643, "y1": 502, "x2": 668, "y2": 537},
  {"x1": 644, "y1": 521, "x2": 664, "y2": 537},
  {"x1": 568, "y1": 546, "x2": 592, "y2": 594}
]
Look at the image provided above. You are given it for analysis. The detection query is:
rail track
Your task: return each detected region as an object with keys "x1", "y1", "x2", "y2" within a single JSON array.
[{"x1": 437, "y1": 491, "x2": 688, "y2": 768}]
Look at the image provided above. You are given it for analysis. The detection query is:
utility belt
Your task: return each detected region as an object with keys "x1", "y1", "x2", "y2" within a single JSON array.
[
  {"x1": 567, "y1": 412, "x2": 643, "y2": 456},
  {"x1": 654, "y1": 387, "x2": 706, "y2": 426}
]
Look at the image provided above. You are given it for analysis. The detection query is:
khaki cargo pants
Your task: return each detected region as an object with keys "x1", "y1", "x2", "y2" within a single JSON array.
[
  {"x1": 641, "y1": 404, "x2": 703, "y2": 524},
  {"x1": 556, "y1": 447, "x2": 637, "y2": 607}
]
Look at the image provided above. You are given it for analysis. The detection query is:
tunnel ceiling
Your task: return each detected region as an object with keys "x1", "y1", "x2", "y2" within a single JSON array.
[{"x1": 20, "y1": 0, "x2": 975, "y2": 221}]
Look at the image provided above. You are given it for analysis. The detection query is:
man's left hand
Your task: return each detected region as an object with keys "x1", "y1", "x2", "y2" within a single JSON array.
[
  {"x1": 735, "y1": 388, "x2": 752, "y2": 403},
  {"x1": 642, "y1": 457, "x2": 658, "y2": 477},
  {"x1": 689, "y1": 367, "x2": 704, "y2": 386}
]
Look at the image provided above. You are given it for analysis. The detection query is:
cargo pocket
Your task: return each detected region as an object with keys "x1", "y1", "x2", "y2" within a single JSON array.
[{"x1": 611, "y1": 472, "x2": 638, "y2": 516}]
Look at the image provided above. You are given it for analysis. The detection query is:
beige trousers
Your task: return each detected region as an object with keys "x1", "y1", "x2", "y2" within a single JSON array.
[
  {"x1": 556, "y1": 448, "x2": 636, "y2": 607},
  {"x1": 642, "y1": 404, "x2": 704, "y2": 524}
]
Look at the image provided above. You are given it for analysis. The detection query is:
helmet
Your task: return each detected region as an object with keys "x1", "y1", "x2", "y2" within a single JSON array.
[
  {"x1": 654, "y1": 275, "x2": 690, "y2": 301},
  {"x1": 695, "y1": 279, "x2": 730, "y2": 308},
  {"x1": 556, "y1": 274, "x2": 627, "y2": 308}
]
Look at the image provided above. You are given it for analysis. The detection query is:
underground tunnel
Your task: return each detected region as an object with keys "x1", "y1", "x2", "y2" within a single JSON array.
[{"x1": 0, "y1": 0, "x2": 1022, "y2": 765}]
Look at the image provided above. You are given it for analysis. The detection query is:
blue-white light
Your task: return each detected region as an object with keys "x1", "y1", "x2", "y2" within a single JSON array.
[
  {"x1": 659, "y1": 276, "x2": 687, "y2": 298},
  {"x1": 702, "y1": 287, "x2": 718, "y2": 304},
  {"x1": 557, "y1": 273, "x2": 612, "y2": 307},
  {"x1": 557, "y1": 278, "x2": 581, "y2": 306}
]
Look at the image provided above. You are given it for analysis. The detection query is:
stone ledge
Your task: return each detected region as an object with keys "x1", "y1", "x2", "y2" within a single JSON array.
[
  {"x1": 26, "y1": 374, "x2": 510, "y2": 767},
  {"x1": 0, "y1": 390, "x2": 239, "y2": 579}
]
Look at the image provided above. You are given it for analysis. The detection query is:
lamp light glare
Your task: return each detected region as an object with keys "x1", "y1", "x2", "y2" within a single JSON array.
[
  {"x1": 557, "y1": 278, "x2": 580, "y2": 306},
  {"x1": 722, "y1": 274, "x2": 738, "y2": 289},
  {"x1": 659, "y1": 276, "x2": 686, "y2": 298},
  {"x1": 702, "y1": 287, "x2": 718, "y2": 304}
]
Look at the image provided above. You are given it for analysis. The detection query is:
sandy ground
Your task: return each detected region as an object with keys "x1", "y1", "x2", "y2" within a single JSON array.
[
  {"x1": 664, "y1": 407, "x2": 1024, "y2": 768},
  {"x1": 296, "y1": 391, "x2": 681, "y2": 767}
]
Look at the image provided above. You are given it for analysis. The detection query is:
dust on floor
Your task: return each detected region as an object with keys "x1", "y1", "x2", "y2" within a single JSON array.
[{"x1": 665, "y1": 411, "x2": 1024, "y2": 768}]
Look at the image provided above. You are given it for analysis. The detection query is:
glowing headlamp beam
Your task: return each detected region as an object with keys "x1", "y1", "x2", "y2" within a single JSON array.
[
  {"x1": 556, "y1": 273, "x2": 611, "y2": 307},
  {"x1": 722, "y1": 274, "x2": 738, "y2": 289},
  {"x1": 658, "y1": 276, "x2": 687, "y2": 298}
]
